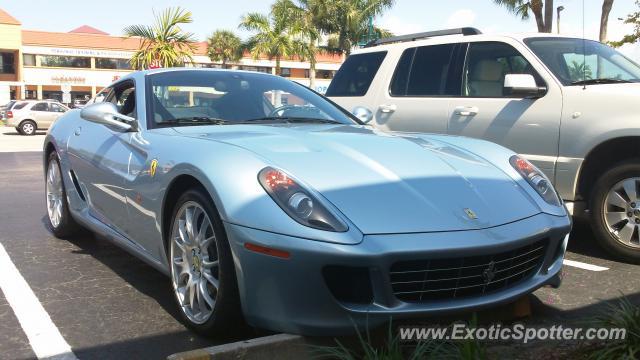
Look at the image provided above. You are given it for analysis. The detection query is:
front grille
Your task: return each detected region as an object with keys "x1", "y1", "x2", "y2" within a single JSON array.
[{"x1": 390, "y1": 239, "x2": 548, "y2": 303}]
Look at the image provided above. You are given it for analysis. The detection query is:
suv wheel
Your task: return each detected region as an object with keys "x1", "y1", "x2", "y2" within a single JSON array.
[
  {"x1": 590, "y1": 160, "x2": 640, "y2": 264},
  {"x1": 20, "y1": 120, "x2": 37, "y2": 135}
]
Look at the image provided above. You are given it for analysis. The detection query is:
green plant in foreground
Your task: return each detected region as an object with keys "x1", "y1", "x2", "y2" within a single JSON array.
[
  {"x1": 311, "y1": 316, "x2": 486, "y2": 360},
  {"x1": 589, "y1": 295, "x2": 640, "y2": 360}
]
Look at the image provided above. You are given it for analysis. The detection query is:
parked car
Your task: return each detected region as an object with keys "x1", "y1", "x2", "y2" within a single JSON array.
[
  {"x1": 44, "y1": 68, "x2": 570, "y2": 336},
  {"x1": 328, "y1": 28, "x2": 640, "y2": 263},
  {"x1": 1, "y1": 100, "x2": 17, "y2": 121},
  {"x1": 72, "y1": 99, "x2": 88, "y2": 108},
  {"x1": 6, "y1": 100, "x2": 69, "y2": 135}
]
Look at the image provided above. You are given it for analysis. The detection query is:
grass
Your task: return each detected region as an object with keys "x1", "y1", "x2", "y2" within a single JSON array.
[
  {"x1": 588, "y1": 294, "x2": 640, "y2": 360},
  {"x1": 310, "y1": 315, "x2": 487, "y2": 360}
]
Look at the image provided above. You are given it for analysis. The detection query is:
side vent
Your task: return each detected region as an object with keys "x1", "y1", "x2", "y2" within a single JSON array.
[{"x1": 69, "y1": 170, "x2": 86, "y2": 201}]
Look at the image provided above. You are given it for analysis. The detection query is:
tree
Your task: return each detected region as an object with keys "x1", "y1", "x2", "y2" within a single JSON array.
[
  {"x1": 239, "y1": 9, "x2": 306, "y2": 76},
  {"x1": 600, "y1": 0, "x2": 615, "y2": 42},
  {"x1": 610, "y1": 0, "x2": 640, "y2": 48},
  {"x1": 207, "y1": 30, "x2": 243, "y2": 68},
  {"x1": 124, "y1": 7, "x2": 197, "y2": 70},
  {"x1": 493, "y1": 0, "x2": 555, "y2": 33},
  {"x1": 318, "y1": 0, "x2": 395, "y2": 55},
  {"x1": 568, "y1": 60, "x2": 593, "y2": 81}
]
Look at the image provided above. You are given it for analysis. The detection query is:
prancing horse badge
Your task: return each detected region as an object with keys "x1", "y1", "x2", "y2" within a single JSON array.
[
  {"x1": 464, "y1": 208, "x2": 478, "y2": 220},
  {"x1": 150, "y1": 159, "x2": 158, "y2": 177}
]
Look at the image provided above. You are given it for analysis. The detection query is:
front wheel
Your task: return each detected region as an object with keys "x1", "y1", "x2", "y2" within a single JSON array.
[
  {"x1": 590, "y1": 160, "x2": 640, "y2": 264},
  {"x1": 168, "y1": 188, "x2": 245, "y2": 336},
  {"x1": 45, "y1": 151, "x2": 82, "y2": 238}
]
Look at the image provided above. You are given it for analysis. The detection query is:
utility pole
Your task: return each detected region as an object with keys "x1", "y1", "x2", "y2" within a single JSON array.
[{"x1": 557, "y1": 6, "x2": 565, "y2": 34}]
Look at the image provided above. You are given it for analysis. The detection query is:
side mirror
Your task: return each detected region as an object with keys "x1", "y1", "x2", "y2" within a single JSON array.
[
  {"x1": 80, "y1": 102, "x2": 135, "y2": 132},
  {"x1": 352, "y1": 106, "x2": 373, "y2": 124},
  {"x1": 504, "y1": 74, "x2": 547, "y2": 98}
]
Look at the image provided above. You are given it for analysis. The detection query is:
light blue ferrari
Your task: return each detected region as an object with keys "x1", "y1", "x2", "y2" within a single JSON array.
[{"x1": 43, "y1": 68, "x2": 570, "y2": 336}]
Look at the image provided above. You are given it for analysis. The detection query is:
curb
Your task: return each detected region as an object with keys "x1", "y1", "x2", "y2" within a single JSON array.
[{"x1": 167, "y1": 334, "x2": 309, "y2": 360}]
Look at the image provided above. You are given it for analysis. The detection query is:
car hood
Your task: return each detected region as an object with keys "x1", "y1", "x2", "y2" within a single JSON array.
[{"x1": 173, "y1": 124, "x2": 541, "y2": 234}]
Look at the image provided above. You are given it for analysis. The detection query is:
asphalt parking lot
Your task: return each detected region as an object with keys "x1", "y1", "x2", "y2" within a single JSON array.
[{"x1": 0, "y1": 142, "x2": 638, "y2": 359}]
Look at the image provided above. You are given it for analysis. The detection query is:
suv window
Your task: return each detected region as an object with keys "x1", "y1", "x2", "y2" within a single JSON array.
[
  {"x1": 13, "y1": 102, "x2": 28, "y2": 110},
  {"x1": 31, "y1": 102, "x2": 49, "y2": 111},
  {"x1": 463, "y1": 42, "x2": 544, "y2": 97},
  {"x1": 525, "y1": 37, "x2": 640, "y2": 85},
  {"x1": 390, "y1": 44, "x2": 461, "y2": 96},
  {"x1": 49, "y1": 103, "x2": 67, "y2": 113},
  {"x1": 326, "y1": 51, "x2": 387, "y2": 97}
]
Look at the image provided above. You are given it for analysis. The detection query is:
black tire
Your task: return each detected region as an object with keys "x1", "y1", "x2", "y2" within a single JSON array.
[
  {"x1": 590, "y1": 159, "x2": 640, "y2": 264},
  {"x1": 20, "y1": 120, "x2": 37, "y2": 136},
  {"x1": 168, "y1": 187, "x2": 246, "y2": 337},
  {"x1": 45, "y1": 151, "x2": 82, "y2": 238}
]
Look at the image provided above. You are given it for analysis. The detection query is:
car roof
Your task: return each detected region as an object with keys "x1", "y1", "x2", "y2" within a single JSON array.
[{"x1": 352, "y1": 31, "x2": 588, "y2": 54}]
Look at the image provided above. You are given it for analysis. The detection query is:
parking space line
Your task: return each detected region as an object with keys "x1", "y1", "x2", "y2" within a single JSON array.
[
  {"x1": 0, "y1": 243, "x2": 78, "y2": 360},
  {"x1": 563, "y1": 259, "x2": 609, "y2": 272}
]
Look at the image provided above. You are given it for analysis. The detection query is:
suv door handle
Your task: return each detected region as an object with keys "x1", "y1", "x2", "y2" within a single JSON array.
[
  {"x1": 379, "y1": 104, "x2": 397, "y2": 113},
  {"x1": 454, "y1": 106, "x2": 479, "y2": 116}
]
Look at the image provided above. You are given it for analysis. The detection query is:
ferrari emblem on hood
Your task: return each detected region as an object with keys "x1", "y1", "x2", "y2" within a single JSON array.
[{"x1": 464, "y1": 208, "x2": 478, "y2": 220}]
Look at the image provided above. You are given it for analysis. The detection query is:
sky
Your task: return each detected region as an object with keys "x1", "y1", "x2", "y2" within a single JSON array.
[{"x1": 2, "y1": 0, "x2": 639, "y2": 60}]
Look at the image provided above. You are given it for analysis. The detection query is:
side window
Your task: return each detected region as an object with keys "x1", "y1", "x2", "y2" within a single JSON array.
[
  {"x1": 31, "y1": 102, "x2": 48, "y2": 111},
  {"x1": 92, "y1": 88, "x2": 113, "y2": 104},
  {"x1": 463, "y1": 42, "x2": 544, "y2": 97},
  {"x1": 107, "y1": 83, "x2": 136, "y2": 118},
  {"x1": 49, "y1": 103, "x2": 66, "y2": 113},
  {"x1": 390, "y1": 44, "x2": 460, "y2": 97},
  {"x1": 325, "y1": 51, "x2": 387, "y2": 97}
]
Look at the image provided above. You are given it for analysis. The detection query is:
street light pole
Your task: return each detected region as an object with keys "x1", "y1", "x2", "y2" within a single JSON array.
[{"x1": 557, "y1": 6, "x2": 565, "y2": 34}]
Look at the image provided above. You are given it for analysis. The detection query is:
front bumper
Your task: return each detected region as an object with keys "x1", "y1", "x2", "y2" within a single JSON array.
[{"x1": 225, "y1": 213, "x2": 570, "y2": 335}]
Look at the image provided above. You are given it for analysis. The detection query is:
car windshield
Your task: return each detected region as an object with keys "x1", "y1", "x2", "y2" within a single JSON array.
[
  {"x1": 147, "y1": 70, "x2": 358, "y2": 128},
  {"x1": 524, "y1": 37, "x2": 640, "y2": 86},
  {"x1": 2, "y1": 100, "x2": 15, "y2": 109}
]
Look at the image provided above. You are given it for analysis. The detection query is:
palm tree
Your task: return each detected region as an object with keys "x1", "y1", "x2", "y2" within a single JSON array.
[
  {"x1": 271, "y1": 0, "x2": 323, "y2": 87},
  {"x1": 600, "y1": 0, "x2": 615, "y2": 42},
  {"x1": 124, "y1": 7, "x2": 197, "y2": 70},
  {"x1": 239, "y1": 8, "x2": 306, "y2": 76},
  {"x1": 568, "y1": 61, "x2": 593, "y2": 81},
  {"x1": 318, "y1": 0, "x2": 395, "y2": 55},
  {"x1": 493, "y1": 0, "x2": 554, "y2": 33},
  {"x1": 207, "y1": 30, "x2": 243, "y2": 69}
]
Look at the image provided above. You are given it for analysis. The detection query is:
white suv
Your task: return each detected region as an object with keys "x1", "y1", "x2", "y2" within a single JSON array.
[
  {"x1": 5, "y1": 100, "x2": 69, "y2": 135},
  {"x1": 328, "y1": 28, "x2": 640, "y2": 262}
]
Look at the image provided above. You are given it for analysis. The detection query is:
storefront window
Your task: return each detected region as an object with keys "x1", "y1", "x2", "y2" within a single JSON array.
[
  {"x1": 0, "y1": 52, "x2": 15, "y2": 74},
  {"x1": 40, "y1": 55, "x2": 91, "y2": 68},
  {"x1": 95, "y1": 58, "x2": 132, "y2": 70},
  {"x1": 280, "y1": 68, "x2": 291, "y2": 77},
  {"x1": 23, "y1": 54, "x2": 36, "y2": 67}
]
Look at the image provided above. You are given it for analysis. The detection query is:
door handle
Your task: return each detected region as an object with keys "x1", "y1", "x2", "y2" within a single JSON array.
[
  {"x1": 379, "y1": 104, "x2": 397, "y2": 113},
  {"x1": 454, "y1": 106, "x2": 479, "y2": 116},
  {"x1": 74, "y1": 126, "x2": 82, "y2": 136}
]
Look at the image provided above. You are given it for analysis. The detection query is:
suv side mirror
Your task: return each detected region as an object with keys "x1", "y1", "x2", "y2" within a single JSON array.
[
  {"x1": 80, "y1": 102, "x2": 135, "y2": 132},
  {"x1": 352, "y1": 106, "x2": 373, "y2": 124},
  {"x1": 504, "y1": 74, "x2": 547, "y2": 98}
]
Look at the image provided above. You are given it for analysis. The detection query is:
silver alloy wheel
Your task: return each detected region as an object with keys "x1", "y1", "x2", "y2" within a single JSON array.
[
  {"x1": 22, "y1": 122, "x2": 35, "y2": 135},
  {"x1": 604, "y1": 177, "x2": 640, "y2": 248},
  {"x1": 170, "y1": 201, "x2": 219, "y2": 324},
  {"x1": 46, "y1": 159, "x2": 64, "y2": 228}
]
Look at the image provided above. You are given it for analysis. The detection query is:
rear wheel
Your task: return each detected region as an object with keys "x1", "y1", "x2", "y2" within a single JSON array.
[
  {"x1": 20, "y1": 120, "x2": 36, "y2": 136},
  {"x1": 45, "y1": 151, "x2": 82, "y2": 238},
  {"x1": 590, "y1": 160, "x2": 640, "y2": 264},
  {"x1": 168, "y1": 188, "x2": 245, "y2": 336}
]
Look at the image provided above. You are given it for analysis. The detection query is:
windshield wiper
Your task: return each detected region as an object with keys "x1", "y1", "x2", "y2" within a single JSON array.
[
  {"x1": 237, "y1": 116, "x2": 343, "y2": 125},
  {"x1": 570, "y1": 78, "x2": 633, "y2": 85},
  {"x1": 157, "y1": 116, "x2": 228, "y2": 127}
]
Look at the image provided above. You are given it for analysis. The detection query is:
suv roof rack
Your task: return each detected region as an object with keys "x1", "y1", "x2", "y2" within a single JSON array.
[{"x1": 364, "y1": 27, "x2": 482, "y2": 47}]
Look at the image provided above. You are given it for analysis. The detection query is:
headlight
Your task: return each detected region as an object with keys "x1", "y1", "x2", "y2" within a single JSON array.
[
  {"x1": 510, "y1": 155, "x2": 561, "y2": 207},
  {"x1": 258, "y1": 167, "x2": 348, "y2": 232}
]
